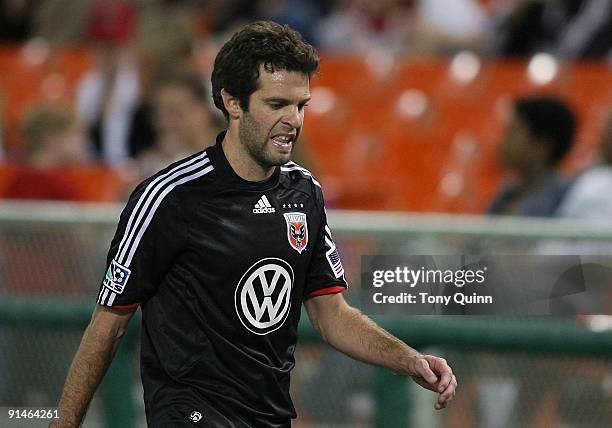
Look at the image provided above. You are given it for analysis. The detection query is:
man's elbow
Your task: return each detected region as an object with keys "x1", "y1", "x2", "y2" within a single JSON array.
[
  {"x1": 88, "y1": 305, "x2": 135, "y2": 343},
  {"x1": 310, "y1": 316, "x2": 329, "y2": 343},
  {"x1": 306, "y1": 294, "x2": 348, "y2": 344}
]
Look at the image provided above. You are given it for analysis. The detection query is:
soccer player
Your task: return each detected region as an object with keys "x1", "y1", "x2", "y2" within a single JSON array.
[{"x1": 52, "y1": 21, "x2": 456, "y2": 427}]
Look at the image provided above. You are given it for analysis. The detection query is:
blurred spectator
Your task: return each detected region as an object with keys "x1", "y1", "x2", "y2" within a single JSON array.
[
  {"x1": 487, "y1": 96, "x2": 576, "y2": 216},
  {"x1": 489, "y1": 0, "x2": 612, "y2": 58},
  {"x1": 136, "y1": 3, "x2": 195, "y2": 91},
  {"x1": 3, "y1": 103, "x2": 89, "y2": 201},
  {"x1": 76, "y1": 0, "x2": 140, "y2": 165},
  {"x1": 0, "y1": 0, "x2": 35, "y2": 41},
  {"x1": 414, "y1": 0, "x2": 487, "y2": 54},
  {"x1": 254, "y1": 0, "x2": 325, "y2": 44},
  {"x1": 559, "y1": 112, "x2": 612, "y2": 221},
  {"x1": 315, "y1": 0, "x2": 416, "y2": 54},
  {"x1": 137, "y1": 68, "x2": 219, "y2": 177},
  {"x1": 127, "y1": 3, "x2": 197, "y2": 161},
  {"x1": 316, "y1": 0, "x2": 487, "y2": 55},
  {"x1": 206, "y1": 0, "x2": 259, "y2": 35},
  {"x1": 34, "y1": 0, "x2": 97, "y2": 44}
]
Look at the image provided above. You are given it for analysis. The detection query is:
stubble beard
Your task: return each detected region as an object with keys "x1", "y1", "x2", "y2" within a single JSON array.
[{"x1": 239, "y1": 112, "x2": 293, "y2": 168}]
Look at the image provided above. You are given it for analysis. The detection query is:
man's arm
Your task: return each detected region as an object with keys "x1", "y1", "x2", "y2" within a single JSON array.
[
  {"x1": 304, "y1": 293, "x2": 457, "y2": 410},
  {"x1": 50, "y1": 305, "x2": 137, "y2": 427}
]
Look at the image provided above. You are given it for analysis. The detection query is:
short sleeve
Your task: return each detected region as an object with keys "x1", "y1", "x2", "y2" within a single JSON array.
[
  {"x1": 96, "y1": 183, "x2": 187, "y2": 308},
  {"x1": 304, "y1": 198, "x2": 348, "y2": 299}
]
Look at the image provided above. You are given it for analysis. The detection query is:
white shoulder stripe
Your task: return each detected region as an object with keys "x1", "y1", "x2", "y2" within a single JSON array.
[
  {"x1": 124, "y1": 163, "x2": 214, "y2": 266},
  {"x1": 116, "y1": 153, "x2": 208, "y2": 264},
  {"x1": 280, "y1": 165, "x2": 321, "y2": 188},
  {"x1": 117, "y1": 155, "x2": 210, "y2": 265}
]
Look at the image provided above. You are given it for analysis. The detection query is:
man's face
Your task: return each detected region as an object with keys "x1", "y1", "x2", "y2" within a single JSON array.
[
  {"x1": 500, "y1": 112, "x2": 547, "y2": 173},
  {"x1": 238, "y1": 67, "x2": 311, "y2": 168}
]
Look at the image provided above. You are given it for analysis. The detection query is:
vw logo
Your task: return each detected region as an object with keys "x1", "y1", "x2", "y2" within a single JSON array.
[{"x1": 235, "y1": 258, "x2": 294, "y2": 335}]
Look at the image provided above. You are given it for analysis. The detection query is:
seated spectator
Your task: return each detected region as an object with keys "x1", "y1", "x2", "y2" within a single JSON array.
[
  {"x1": 136, "y1": 68, "x2": 220, "y2": 177},
  {"x1": 487, "y1": 96, "x2": 576, "y2": 216},
  {"x1": 76, "y1": 0, "x2": 141, "y2": 165},
  {"x1": 3, "y1": 103, "x2": 90, "y2": 201}
]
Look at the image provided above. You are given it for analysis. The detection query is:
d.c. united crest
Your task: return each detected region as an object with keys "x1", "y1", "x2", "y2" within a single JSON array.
[{"x1": 283, "y1": 212, "x2": 308, "y2": 254}]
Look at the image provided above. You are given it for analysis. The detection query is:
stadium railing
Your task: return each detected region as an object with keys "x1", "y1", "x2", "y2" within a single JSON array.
[{"x1": 1, "y1": 201, "x2": 612, "y2": 427}]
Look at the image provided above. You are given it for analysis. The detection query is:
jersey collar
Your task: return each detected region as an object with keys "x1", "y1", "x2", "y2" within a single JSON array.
[{"x1": 208, "y1": 131, "x2": 281, "y2": 191}]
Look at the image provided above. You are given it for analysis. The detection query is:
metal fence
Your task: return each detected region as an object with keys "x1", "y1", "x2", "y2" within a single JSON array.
[{"x1": 1, "y1": 201, "x2": 612, "y2": 427}]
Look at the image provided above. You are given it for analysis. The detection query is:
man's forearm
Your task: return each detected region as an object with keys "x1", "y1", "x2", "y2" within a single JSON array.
[
  {"x1": 51, "y1": 309, "x2": 129, "y2": 427},
  {"x1": 308, "y1": 297, "x2": 419, "y2": 375}
]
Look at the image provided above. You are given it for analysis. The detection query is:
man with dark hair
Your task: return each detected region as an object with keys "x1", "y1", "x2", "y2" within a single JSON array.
[
  {"x1": 488, "y1": 96, "x2": 576, "y2": 216},
  {"x1": 53, "y1": 21, "x2": 456, "y2": 427}
]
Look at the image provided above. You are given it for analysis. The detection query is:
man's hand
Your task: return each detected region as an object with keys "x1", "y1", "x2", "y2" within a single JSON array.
[{"x1": 408, "y1": 354, "x2": 457, "y2": 410}]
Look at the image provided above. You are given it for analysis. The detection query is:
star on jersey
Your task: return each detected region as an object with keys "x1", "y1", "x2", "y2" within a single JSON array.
[{"x1": 282, "y1": 203, "x2": 304, "y2": 209}]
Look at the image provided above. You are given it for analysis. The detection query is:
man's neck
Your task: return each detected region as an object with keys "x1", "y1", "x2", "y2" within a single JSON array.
[{"x1": 221, "y1": 128, "x2": 275, "y2": 182}]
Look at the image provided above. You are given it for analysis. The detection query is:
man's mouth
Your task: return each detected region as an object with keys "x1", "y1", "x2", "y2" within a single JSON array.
[{"x1": 270, "y1": 133, "x2": 295, "y2": 151}]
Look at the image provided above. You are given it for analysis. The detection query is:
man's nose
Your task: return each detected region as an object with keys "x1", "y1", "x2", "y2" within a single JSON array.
[{"x1": 283, "y1": 106, "x2": 303, "y2": 128}]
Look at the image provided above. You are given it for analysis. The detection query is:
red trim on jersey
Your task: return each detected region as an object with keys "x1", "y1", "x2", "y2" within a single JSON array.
[
  {"x1": 113, "y1": 302, "x2": 141, "y2": 309},
  {"x1": 308, "y1": 285, "x2": 346, "y2": 298}
]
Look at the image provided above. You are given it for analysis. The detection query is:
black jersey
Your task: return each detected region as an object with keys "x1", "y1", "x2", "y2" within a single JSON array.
[{"x1": 96, "y1": 132, "x2": 348, "y2": 427}]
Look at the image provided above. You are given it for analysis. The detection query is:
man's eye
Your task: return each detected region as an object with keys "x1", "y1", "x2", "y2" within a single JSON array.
[{"x1": 299, "y1": 103, "x2": 309, "y2": 110}]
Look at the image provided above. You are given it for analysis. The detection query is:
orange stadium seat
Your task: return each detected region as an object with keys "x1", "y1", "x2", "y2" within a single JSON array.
[
  {"x1": 0, "y1": 165, "x2": 123, "y2": 202},
  {"x1": 0, "y1": 45, "x2": 91, "y2": 153}
]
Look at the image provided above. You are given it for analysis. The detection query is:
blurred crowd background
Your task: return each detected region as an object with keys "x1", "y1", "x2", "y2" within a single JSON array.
[{"x1": 0, "y1": 0, "x2": 610, "y2": 218}]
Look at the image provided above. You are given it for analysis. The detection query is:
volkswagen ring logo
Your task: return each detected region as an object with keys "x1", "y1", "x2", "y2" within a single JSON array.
[{"x1": 235, "y1": 258, "x2": 294, "y2": 335}]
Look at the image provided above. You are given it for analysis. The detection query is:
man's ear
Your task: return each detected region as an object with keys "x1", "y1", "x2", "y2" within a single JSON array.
[{"x1": 220, "y1": 89, "x2": 242, "y2": 120}]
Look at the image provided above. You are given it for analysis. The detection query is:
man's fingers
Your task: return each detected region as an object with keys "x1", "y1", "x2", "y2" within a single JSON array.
[
  {"x1": 436, "y1": 366, "x2": 453, "y2": 393},
  {"x1": 423, "y1": 355, "x2": 453, "y2": 393},
  {"x1": 410, "y1": 354, "x2": 458, "y2": 409},
  {"x1": 416, "y1": 358, "x2": 438, "y2": 384},
  {"x1": 437, "y1": 375, "x2": 457, "y2": 409}
]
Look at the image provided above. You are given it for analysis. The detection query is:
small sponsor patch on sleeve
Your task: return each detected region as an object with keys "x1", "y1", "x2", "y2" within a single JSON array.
[{"x1": 103, "y1": 260, "x2": 131, "y2": 294}]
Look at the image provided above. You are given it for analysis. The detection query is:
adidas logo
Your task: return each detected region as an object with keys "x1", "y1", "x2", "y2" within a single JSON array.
[{"x1": 253, "y1": 195, "x2": 276, "y2": 214}]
